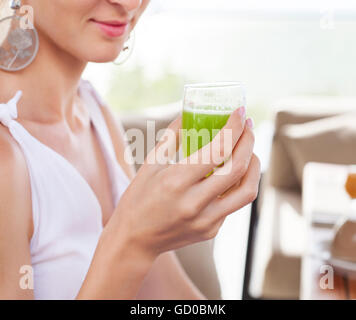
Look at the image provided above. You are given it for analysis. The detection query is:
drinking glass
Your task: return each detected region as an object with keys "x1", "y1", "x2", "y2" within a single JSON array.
[{"x1": 182, "y1": 82, "x2": 246, "y2": 158}]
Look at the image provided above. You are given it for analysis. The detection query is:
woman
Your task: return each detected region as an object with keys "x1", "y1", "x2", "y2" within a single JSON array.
[{"x1": 0, "y1": 0, "x2": 260, "y2": 300}]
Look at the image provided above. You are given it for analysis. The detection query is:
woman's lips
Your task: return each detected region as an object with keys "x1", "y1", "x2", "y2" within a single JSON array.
[{"x1": 91, "y1": 19, "x2": 128, "y2": 38}]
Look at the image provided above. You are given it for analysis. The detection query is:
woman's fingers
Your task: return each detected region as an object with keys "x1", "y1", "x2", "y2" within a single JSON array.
[
  {"x1": 204, "y1": 154, "x2": 261, "y2": 221},
  {"x1": 173, "y1": 107, "x2": 246, "y2": 184},
  {"x1": 144, "y1": 116, "x2": 182, "y2": 172},
  {"x1": 191, "y1": 125, "x2": 255, "y2": 206}
]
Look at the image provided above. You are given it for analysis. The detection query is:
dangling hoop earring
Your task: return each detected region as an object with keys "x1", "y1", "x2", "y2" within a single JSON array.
[
  {"x1": 0, "y1": 0, "x2": 39, "y2": 72},
  {"x1": 112, "y1": 31, "x2": 135, "y2": 66}
]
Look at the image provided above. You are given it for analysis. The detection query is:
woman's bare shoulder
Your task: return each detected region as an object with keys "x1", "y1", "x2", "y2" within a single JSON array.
[
  {"x1": 0, "y1": 126, "x2": 27, "y2": 175},
  {"x1": 0, "y1": 125, "x2": 33, "y2": 240},
  {"x1": 0, "y1": 126, "x2": 34, "y2": 298}
]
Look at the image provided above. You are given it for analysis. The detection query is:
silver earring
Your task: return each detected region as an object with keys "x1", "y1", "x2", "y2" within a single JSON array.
[
  {"x1": 113, "y1": 31, "x2": 135, "y2": 66},
  {"x1": 0, "y1": 0, "x2": 39, "y2": 72}
]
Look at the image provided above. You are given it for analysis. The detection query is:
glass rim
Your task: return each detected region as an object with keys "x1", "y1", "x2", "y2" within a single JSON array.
[{"x1": 184, "y1": 81, "x2": 245, "y2": 90}]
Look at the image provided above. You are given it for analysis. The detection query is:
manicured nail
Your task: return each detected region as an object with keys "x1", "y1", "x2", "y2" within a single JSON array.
[
  {"x1": 237, "y1": 106, "x2": 246, "y2": 120},
  {"x1": 246, "y1": 118, "x2": 254, "y2": 129}
]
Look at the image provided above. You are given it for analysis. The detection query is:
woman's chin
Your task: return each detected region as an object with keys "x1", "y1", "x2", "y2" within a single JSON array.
[
  {"x1": 88, "y1": 56, "x2": 117, "y2": 63},
  {"x1": 86, "y1": 52, "x2": 121, "y2": 64},
  {"x1": 83, "y1": 44, "x2": 124, "y2": 64}
]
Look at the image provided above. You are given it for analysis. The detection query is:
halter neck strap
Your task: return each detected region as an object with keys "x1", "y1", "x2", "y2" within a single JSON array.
[{"x1": 0, "y1": 90, "x2": 22, "y2": 127}]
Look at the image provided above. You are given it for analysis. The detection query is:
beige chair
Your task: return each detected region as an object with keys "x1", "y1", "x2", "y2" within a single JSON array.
[
  {"x1": 120, "y1": 111, "x2": 222, "y2": 300},
  {"x1": 248, "y1": 97, "x2": 356, "y2": 299}
]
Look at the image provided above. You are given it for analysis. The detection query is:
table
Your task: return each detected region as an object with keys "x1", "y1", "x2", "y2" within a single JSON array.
[{"x1": 301, "y1": 162, "x2": 356, "y2": 299}]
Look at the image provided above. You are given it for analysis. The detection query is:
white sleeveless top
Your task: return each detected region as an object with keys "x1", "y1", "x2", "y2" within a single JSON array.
[{"x1": 0, "y1": 80, "x2": 131, "y2": 300}]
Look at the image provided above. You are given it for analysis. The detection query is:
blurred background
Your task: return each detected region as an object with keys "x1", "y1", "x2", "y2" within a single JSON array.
[
  {"x1": 85, "y1": 0, "x2": 356, "y2": 120},
  {"x1": 83, "y1": 0, "x2": 356, "y2": 300},
  {"x1": 84, "y1": 0, "x2": 356, "y2": 169}
]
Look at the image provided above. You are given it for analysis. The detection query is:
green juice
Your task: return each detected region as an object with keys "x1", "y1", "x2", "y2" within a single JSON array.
[{"x1": 182, "y1": 108, "x2": 232, "y2": 158}]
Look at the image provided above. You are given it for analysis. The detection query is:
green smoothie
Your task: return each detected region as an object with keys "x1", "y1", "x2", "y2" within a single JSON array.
[{"x1": 182, "y1": 108, "x2": 232, "y2": 158}]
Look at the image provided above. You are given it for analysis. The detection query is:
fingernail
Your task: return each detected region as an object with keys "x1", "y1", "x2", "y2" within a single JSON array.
[
  {"x1": 237, "y1": 106, "x2": 246, "y2": 120},
  {"x1": 246, "y1": 118, "x2": 254, "y2": 129}
]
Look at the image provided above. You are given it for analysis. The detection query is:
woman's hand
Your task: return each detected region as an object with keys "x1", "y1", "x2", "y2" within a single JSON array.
[{"x1": 108, "y1": 108, "x2": 261, "y2": 260}]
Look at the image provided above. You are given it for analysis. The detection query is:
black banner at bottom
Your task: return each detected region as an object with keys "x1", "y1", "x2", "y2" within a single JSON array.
[{"x1": 0, "y1": 299, "x2": 351, "y2": 318}]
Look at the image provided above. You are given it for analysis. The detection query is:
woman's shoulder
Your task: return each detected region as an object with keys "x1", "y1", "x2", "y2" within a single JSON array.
[
  {"x1": 0, "y1": 125, "x2": 31, "y2": 197},
  {"x1": 0, "y1": 125, "x2": 25, "y2": 171},
  {"x1": 0, "y1": 125, "x2": 33, "y2": 240},
  {"x1": 0, "y1": 125, "x2": 30, "y2": 202}
]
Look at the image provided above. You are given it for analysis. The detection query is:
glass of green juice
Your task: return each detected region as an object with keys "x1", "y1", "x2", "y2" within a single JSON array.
[{"x1": 182, "y1": 82, "x2": 246, "y2": 159}]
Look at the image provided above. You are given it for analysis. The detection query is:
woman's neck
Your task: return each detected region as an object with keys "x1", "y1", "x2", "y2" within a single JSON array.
[{"x1": 0, "y1": 31, "x2": 88, "y2": 123}]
